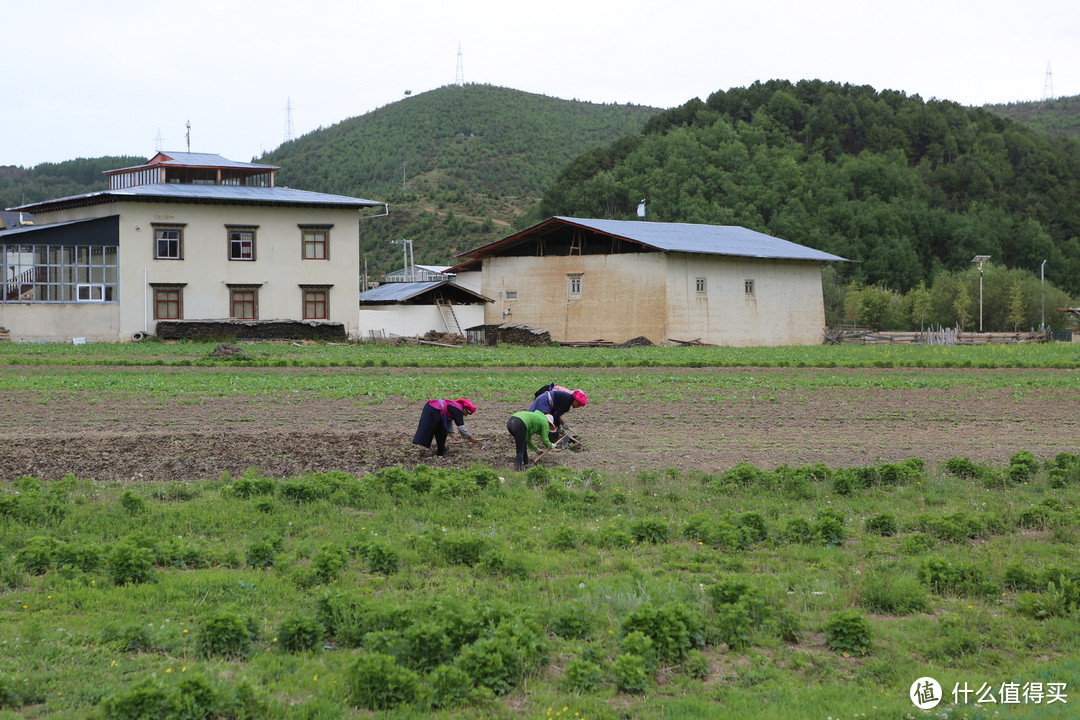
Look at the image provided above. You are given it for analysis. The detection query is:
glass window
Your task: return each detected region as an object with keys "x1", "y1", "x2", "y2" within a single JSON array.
[
  {"x1": 1, "y1": 243, "x2": 118, "y2": 303},
  {"x1": 153, "y1": 286, "x2": 183, "y2": 320},
  {"x1": 302, "y1": 229, "x2": 329, "y2": 260},
  {"x1": 302, "y1": 288, "x2": 329, "y2": 319},
  {"x1": 745, "y1": 279, "x2": 756, "y2": 296},
  {"x1": 696, "y1": 277, "x2": 706, "y2": 294},
  {"x1": 230, "y1": 287, "x2": 258, "y2": 319},
  {"x1": 154, "y1": 226, "x2": 183, "y2": 260},
  {"x1": 227, "y1": 228, "x2": 256, "y2": 261}
]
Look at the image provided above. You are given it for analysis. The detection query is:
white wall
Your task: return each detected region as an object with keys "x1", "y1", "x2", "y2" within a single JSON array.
[
  {"x1": 0, "y1": 303, "x2": 120, "y2": 342},
  {"x1": 359, "y1": 304, "x2": 485, "y2": 338},
  {"x1": 26, "y1": 201, "x2": 362, "y2": 341}
]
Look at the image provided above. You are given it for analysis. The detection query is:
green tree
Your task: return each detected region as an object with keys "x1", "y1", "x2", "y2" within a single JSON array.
[
  {"x1": 906, "y1": 281, "x2": 933, "y2": 331},
  {"x1": 1007, "y1": 280, "x2": 1026, "y2": 331},
  {"x1": 953, "y1": 283, "x2": 973, "y2": 331}
]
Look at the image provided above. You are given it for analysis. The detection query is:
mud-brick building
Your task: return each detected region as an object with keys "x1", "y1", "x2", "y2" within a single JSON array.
[
  {"x1": 450, "y1": 216, "x2": 847, "y2": 346},
  {"x1": 2, "y1": 152, "x2": 385, "y2": 342}
]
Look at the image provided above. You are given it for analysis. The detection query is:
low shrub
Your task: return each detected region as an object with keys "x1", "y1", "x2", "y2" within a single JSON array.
[
  {"x1": 620, "y1": 601, "x2": 705, "y2": 663},
  {"x1": 428, "y1": 664, "x2": 471, "y2": 709},
  {"x1": 562, "y1": 657, "x2": 603, "y2": 693},
  {"x1": 864, "y1": 513, "x2": 898, "y2": 536},
  {"x1": 277, "y1": 613, "x2": 324, "y2": 653},
  {"x1": 345, "y1": 652, "x2": 421, "y2": 710},
  {"x1": 196, "y1": 608, "x2": 258, "y2": 658},
  {"x1": 107, "y1": 543, "x2": 155, "y2": 586},
  {"x1": 611, "y1": 653, "x2": 650, "y2": 694},
  {"x1": 824, "y1": 609, "x2": 872, "y2": 656},
  {"x1": 858, "y1": 571, "x2": 929, "y2": 614},
  {"x1": 629, "y1": 517, "x2": 671, "y2": 544}
]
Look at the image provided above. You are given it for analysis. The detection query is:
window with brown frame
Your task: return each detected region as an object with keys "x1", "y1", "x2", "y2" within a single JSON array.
[
  {"x1": 301, "y1": 286, "x2": 330, "y2": 319},
  {"x1": 151, "y1": 284, "x2": 185, "y2": 320},
  {"x1": 229, "y1": 285, "x2": 259, "y2": 319},
  {"x1": 300, "y1": 225, "x2": 331, "y2": 260}
]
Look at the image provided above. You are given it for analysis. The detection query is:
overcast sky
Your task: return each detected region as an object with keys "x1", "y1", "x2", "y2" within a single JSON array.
[{"x1": 4, "y1": 0, "x2": 1077, "y2": 169}]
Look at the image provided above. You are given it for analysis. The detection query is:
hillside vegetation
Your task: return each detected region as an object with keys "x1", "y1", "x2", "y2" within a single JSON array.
[
  {"x1": 984, "y1": 94, "x2": 1080, "y2": 139},
  {"x1": 257, "y1": 84, "x2": 660, "y2": 276},
  {"x1": 542, "y1": 80, "x2": 1080, "y2": 296},
  {"x1": 0, "y1": 156, "x2": 145, "y2": 211}
]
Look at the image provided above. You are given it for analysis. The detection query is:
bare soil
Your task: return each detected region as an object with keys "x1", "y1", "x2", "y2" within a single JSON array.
[{"x1": 0, "y1": 367, "x2": 1075, "y2": 482}]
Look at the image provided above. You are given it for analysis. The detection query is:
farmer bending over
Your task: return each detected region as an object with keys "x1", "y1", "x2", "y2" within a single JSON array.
[
  {"x1": 529, "y1": 385, "x2": 588, "y2": 442},
  {"x1": 412, "y1": 398, "x2": 478, "y2": 457},
  {"x1": 506, "y1": 410, "x2": 559, "y2": 471}
]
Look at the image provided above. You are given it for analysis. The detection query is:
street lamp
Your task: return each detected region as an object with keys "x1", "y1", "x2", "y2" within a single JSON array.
[{"x1": 971, "y1": 255, "x2": 990, "y2": 333}]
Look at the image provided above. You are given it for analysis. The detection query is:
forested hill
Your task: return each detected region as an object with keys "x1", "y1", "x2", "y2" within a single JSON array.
[
  {"x1": 984, "y1": 95, "x2": 1080, "y2": 139},
  {"x1": 0, "y1": 156, "x2": 146, "y2": 211},
  {"x1": 541, "y1": 80, "x2": 1080, "y2": 294},
  {"x1": 259, "y1": 84, "x2": 660, "y2": 199},
  {"x1": 256, "y1": 84, "x2": 660, "y2": 276}
]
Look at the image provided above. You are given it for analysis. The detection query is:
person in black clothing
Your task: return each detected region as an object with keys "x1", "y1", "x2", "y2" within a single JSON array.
[
  {"x1": 412, "y1": 398, "x2": 478, "y2": 457},
  {"x1": 529, "y1": 385, "x2": 588, "y2": 442}
]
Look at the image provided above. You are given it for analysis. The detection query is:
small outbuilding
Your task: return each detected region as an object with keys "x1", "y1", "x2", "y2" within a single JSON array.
[{"x1": 359, "y1": 279, "x2": 491, "y2": 339}]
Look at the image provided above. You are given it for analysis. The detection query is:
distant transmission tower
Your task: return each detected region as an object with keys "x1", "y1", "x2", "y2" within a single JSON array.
[
  {"x1": 284, "y1": 97, "x2": 294, "y2": 142},
  {"x1": 1043, "y1": 62, "x2": 1054, "y2": 101},
  {"x1": 455, "y1": 43, "x2": 464, "y2": 86},
  {"x1": 154, "y1": 128, "x2": 164, "y2": 152}
]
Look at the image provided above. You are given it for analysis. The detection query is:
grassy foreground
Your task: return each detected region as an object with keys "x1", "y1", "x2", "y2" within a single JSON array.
[{"x1": 1, "y1": 454, "x2": 1078, "y2": 719}]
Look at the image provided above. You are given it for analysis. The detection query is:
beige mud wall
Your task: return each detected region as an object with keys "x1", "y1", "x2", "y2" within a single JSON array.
[
  {"x1": 664, "y1": 254, "x2": 826, "y2": 346},
  {"x1": 481, "y1": 254, "x2": 668, "y2": 343}
]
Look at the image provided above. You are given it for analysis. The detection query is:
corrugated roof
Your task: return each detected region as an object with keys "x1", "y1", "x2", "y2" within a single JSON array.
[
  {"x1": 359, "y1": 280, "x2": 491, "y2": 304},
  {"x1": 0, "y1": 217, "x2": 102, "y2": 239},
  {"x1": 553, "y1": 217, "x2": 848, "y2": 262},
  {"x1": 11, "y1": 184, "x2": 385, "y2": 212},
  {"x1": 360, "y1": 281, "x2": 446, "y2": 303},
  {"x1": 106, "y1": 152, "x2": 280, "y2": 174}
]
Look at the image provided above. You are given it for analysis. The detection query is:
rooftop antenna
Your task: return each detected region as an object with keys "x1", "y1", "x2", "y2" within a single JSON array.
[
  {"x1": 284, "y1": 97, "x2": 294, "y2": 142},
  {"x1": 154, "y1": 128, "x2": 164, "y2": 152},
  {"x1": 1043, "y1": 62, "x2": 1054, "y2": 101},
  {"x1": 185, "y1": 120, "x2": 191, "y2": 152},
  {"x1": 455, "y1": 43, "x2": 464, "y2": 86}
]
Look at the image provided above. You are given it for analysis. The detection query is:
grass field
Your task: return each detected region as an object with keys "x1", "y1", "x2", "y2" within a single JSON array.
[{"x1": 0, "y1": 341, "x2": 1077, "y2": 719}]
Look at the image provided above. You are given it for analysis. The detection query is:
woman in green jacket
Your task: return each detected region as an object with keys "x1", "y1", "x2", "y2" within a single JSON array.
[{"x1": 506, "y1": 410, "x2": 558, "y2": 471}]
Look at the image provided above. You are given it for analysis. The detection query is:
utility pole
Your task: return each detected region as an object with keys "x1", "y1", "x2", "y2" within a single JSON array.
[
  {"x1": 1041, "y1": 259, "x2": 1047, "y2": 331},
  {"x1": 972, "y1": 255, "x2": 990, "y2": 333}
]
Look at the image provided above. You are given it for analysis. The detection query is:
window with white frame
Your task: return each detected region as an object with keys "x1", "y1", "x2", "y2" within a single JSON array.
[
  {"x1": 0, "y1": 243, "x2": 118, "y2": 303},
  {"x1": 567, "y1": 273, "x2": 583, "y2": 300},
  {"x1": 153, "y1": 224, "x2": 184, "y2": 260},
  {"x1": 227, "y1": 226, "x2": 257, "y2": 261}
]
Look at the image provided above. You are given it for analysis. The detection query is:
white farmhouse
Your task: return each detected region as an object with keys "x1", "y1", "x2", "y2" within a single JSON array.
[{"x1": 2, "y1": 152, "x2": 385, "y2": 342}]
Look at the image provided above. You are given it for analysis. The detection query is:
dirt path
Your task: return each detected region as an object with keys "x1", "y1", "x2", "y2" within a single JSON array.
[{"x1": 0, "y1": 368, "x2": 1075, "y2": 482}]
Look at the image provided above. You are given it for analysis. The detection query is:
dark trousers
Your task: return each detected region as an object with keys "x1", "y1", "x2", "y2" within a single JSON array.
[
  {"x1": 413, "y1": 404, "x2": 449, "y2": 456},
  {"x1": 506, "y1": 416, "x2": 529, "y2": 471}
]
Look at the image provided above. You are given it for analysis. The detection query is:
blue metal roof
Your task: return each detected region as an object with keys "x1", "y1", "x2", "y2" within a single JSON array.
[
  {"x1": 359, "y1": 280, "x2": 490, "y2": 304},
  {"x1": 11, "y1": 184, "x2": 384, "y2": 212},
  {"x1": 107, "y1": 152, "x2": 280, "y2": 174},
  {"x1": 361, "y1": 281, "x2": 446, "y2": 303},
  {"x1": 555, "y1": 217, "x2": 848, "y2": 262}
]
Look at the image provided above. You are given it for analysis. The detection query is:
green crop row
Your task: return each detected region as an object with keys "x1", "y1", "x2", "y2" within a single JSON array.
[{"x1": 0, "y1": 338, "x2": 1077, "y2": 369}]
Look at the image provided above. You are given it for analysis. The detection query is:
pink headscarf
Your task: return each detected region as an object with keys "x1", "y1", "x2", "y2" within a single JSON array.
[{"x1": 572, "y1": 389, "x2": 588, "y2": 407}]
